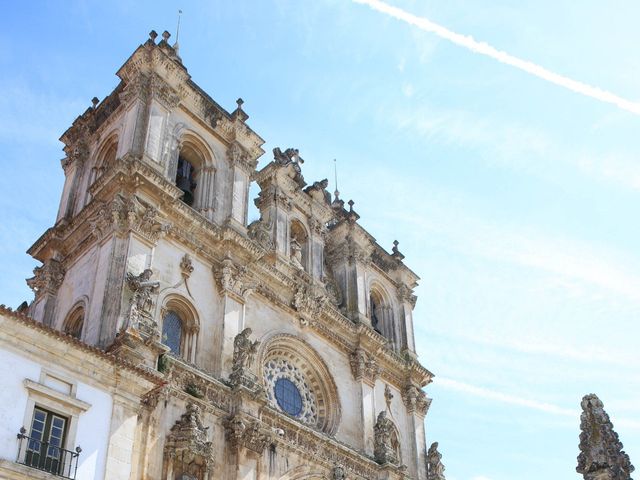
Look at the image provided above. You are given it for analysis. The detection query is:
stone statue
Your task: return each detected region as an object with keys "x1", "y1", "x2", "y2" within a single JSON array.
[
  {"x1": 373, "y1": 411, "x2": 397, "y2": 465},
  {"x1": 125, "y1": 268, "x2": 160, "y2": 332},
  {"x1": 232, "y1": 328, "x2": 260, "y2": 374},
  {"x1": 427, "y1": 442, "x2": 446, "y2": 480},
  {"x1": 273, "y1": 147, "x2": 305, "y2": 187},
  {"x1": 290, "y1": 239, "x2": 303, "y2": 268},
  {"x1": 333, "y1": 465, "x2": 346, "y2": 480},
  {"x1": 577, "y1": 394, "x2": 634, "y2": 480}
]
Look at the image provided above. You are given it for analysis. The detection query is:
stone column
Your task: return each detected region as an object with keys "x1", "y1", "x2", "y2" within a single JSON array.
[
  {"x1": 350, "y1": 348, "x2": 381, "y2": 454},
  {"x1": 402, "y1": 385, "x2": 432, "y2": 480},
  {"x1": 398, "y1": 286, "x2": 417, "y2": 355},
  {"x1": 214, "y1": 258, "x2": 253, "y2": 378},
  {"x1": 103, "y1": 392, "x2": 142, "y2": 480},
  {"x1": 197, "y1": 166, "x2": 216, "y2": 221}
]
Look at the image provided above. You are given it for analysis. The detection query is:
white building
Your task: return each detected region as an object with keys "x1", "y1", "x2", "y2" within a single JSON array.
[{"x1": 0, "y1": 29, "x2": 435, "y2": 480}]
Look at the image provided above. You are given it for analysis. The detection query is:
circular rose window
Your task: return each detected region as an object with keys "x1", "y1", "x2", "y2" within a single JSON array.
[{"x1": 260, "y1": 334, "x2": 341, "y2": 434}]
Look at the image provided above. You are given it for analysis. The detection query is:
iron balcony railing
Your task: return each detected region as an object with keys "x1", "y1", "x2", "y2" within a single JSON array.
[{"x1": 16, "y1": 427, "x2": 82, "y2": 479}]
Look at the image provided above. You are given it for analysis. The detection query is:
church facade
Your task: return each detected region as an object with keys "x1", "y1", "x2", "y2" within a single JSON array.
[{"x1": 0, "y1": 30, "x2": 435, "y2": 480}]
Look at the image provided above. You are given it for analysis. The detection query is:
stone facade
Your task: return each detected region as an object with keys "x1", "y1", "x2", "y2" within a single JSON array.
[{"x1": 1, "y1": 30, "x2": 434, "y2": 480}]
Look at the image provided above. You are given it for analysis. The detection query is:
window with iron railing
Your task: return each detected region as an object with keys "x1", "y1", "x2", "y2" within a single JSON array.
[{"x1": 16, "y1": 407, "x2": 81, "y2": 479}]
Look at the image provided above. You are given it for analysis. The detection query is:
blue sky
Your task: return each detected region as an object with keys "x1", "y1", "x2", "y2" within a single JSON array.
[{"x1": 1, "y1": 1, "x2": 639, "y2": 479}]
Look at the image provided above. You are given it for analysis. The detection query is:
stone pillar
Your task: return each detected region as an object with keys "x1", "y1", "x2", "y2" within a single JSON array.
[
  {"x1": 197, "y1": 166, "x2": 216, "y2": 221},
  {"x1": 227, "y1": 141, "x2": 255, "y2": 233},
  {"x1": 97, "y1": 234, "x2": 131, "y2": 347},
  {"x1": 398, "y1": 285, "x2": 417, "y2": 355},
  {"x1": 103, "y1": 392, "x2": 142, "y2": 480},
  {"x1": 214, "y1": 258, "x2": 253, "y2": 378},
  {"x1": 403, "y1": 385, "x2": 432, "y2": 480},
  {"x1": 350, "y1": 348, "x2": 381, "y2": 453}
]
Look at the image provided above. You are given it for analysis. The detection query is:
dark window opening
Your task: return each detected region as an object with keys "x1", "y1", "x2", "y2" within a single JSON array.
[{"x1": 175, "y1": 156, "x2": 197, "y2": 206}]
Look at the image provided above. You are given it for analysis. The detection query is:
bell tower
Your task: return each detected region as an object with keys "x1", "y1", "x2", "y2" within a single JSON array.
[{"x1": 26, "y1": 30, "x2": 264, "y2": 354}]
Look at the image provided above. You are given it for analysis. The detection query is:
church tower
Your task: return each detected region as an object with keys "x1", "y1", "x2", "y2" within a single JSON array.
[{"x1": 23, "y1": 30, "x2": 433, "y2": 480}]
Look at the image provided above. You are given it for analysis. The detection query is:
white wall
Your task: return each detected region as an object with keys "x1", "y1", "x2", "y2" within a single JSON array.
[{"x1": 0, "y1": 347, "x2": 114, "y2": 480}]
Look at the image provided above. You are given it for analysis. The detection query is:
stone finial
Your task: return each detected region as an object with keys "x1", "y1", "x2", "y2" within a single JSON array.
[
  {"x1": 236, "y1": 97, "x2": 244, "y2": 110},
  {"x1": 162, "y1": 30, "x2": 171, "y2": 42},
  {"x1": 149, "y1": 30, "x2": 158, "y2": 42},
  {"x1": 577, "y1": 394, "x2": 634, "y2": 480},
  {"x1": 427, "y1": 442, "x2": 446, "y2": 480},
  {"x1": 91, "y1": 97, "x2": 99, "y2": 109},
  {"x1": 391, "y1": 240, "x2": 405, "y2": 260},
  {"x1": 348, "y1": 200, "x2": 354, "y2": 212}
]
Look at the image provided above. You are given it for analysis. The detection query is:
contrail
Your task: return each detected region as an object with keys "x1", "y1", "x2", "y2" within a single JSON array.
[{"x1": 353, "y1": 0, "x2": 640, "y2": 115}]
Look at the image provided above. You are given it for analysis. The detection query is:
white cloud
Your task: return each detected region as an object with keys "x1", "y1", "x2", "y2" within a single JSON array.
[
  {"x1": 437, "y1": 376, "x2": 578, "y2": 417},
  {"x1": 354, "y1": 0, "x2": 640, "y2": 115}
]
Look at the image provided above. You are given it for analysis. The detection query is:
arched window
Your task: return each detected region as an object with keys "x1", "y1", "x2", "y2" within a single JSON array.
[
  {"x1": 175, "y1": 144, "x2": 204, "y2": 207},
  {"x1": 85, "y1": 136, "x2": 117, "y2": 206},
  {"x1": 369, "y1": 289, "x2": 385, "y2": 335},
  {"x1": 161, "y1": 296, "x2": 200, "y2": 363},
  {"x1": 369, "y1": 285, "x2": 398, "y2": 349},
  {"x1": 290, "y1": 220, "x2": 309, "y2": 272},
  {"x1": 63, "y1": 305, "x2": 85, "y2": 340},
  {"x1": 162, "y1": 311, "x2": 183, "y2": 355}
]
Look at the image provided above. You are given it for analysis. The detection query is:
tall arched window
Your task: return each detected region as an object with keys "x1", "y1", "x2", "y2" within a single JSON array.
[
  {"x1": 369, "y1": 285, "x2": 398, "y2": 349},
  {"x1": 63, "y1": 305, "x2": 85, "y2": 340},
  {"x1": 369, "y1": 289, "x2": 385, "y2": 335},
  {"x1": 84, "y1": 136, "x2": 118, "y2": 207},
  {"x1": 175, "y1": 144, "x2": 204, "y2": 208},
  {"x1": 161, "y1": 296, "x2": 200, "y2": 363},
  {"x1": 162, "y1": 311, "x2": 183, "y2": 355}
]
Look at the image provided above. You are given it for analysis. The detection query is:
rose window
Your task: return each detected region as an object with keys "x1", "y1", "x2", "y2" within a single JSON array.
[
  {"x1": 261, "y1": 335, "x2": 341, "y2": 434},
  {"x1": 263, "y1": 357, "x2": 318, "y2": 425}
]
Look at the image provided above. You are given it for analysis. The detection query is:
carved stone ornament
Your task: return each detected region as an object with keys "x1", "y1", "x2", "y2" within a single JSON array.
[
  {"x1": 577, "y1": 394, "x2": 634, "y2": 480},
  {"x1": 228, "y1": 141, "x2": 257, "y2": 173},
  {"x1": 384, "y1": 384, "x2": 394, "y2": 410},
  {"x1": 273, "y1": 147, "x2": 305, "y2": 188},
  {"x1": 332, "y1": 465, "x2": 346, "y2": 480},
  {"x1": 402, "y1": 385, "x2": 432, "y2": 417},
  {"x1": 124, "y1": 268, "x2": 160, "y2": 337},
  {"x1": 247, "y1": 215, "x2": 275, "y2": 251},
  {"x1": 349, "y1": 348, "x2": 380, "y2": 385},
  {"x1": 292, "y1": 284, "x2": 327, "y2": 320},
  {"x1": 229, "y1": 328, "x2": 260, "y2": 388},
  {"x1": 163, "y1": 403, "x2": 214, "y2": 480},
  {"x1": 90, "y1": 193, "x2": 171, "y2": 243},
  {"x1": 224, "y1": 414, "x2": 274, "y2": 454},
  {"x1": 180, "y1": 254, "x2": 194, "y2": 279},
  {"x1": 323, "y1": 262, "x2": 343, "y2": 308},
  {"x1": 26, "y1": 259, "x2": 65, "y2": 298},
  {"x1": 373, "y1": 411, "x2": 398, "y2": 465},
  {"x1": 213, "y1": 258, "x2": 252, "y2": 299},
  {"x1": 397, "y1": 284, "x2": 417, "y2": 309},
  {"x1": 427, "y1": 442, "x2": 446, "y2": 480}
]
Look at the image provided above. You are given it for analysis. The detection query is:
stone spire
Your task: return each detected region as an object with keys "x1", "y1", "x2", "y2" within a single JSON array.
[
  {"x1": 427, "y1": 442, "x2": 446, "y2": 480},
  {"x1": 577, "y1": 394, "x2": 634, "y2": 480}
]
